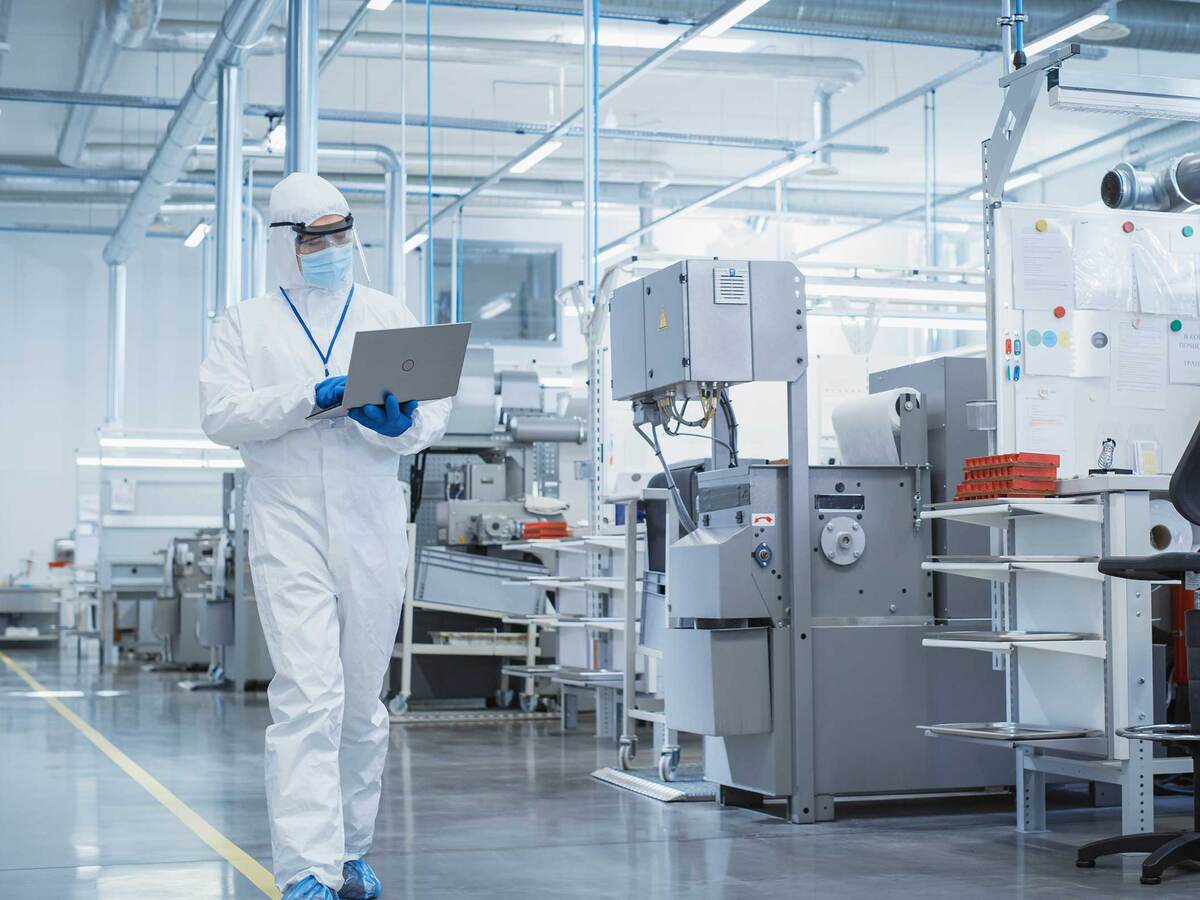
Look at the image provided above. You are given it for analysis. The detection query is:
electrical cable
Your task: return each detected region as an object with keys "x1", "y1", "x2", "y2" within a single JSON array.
[
  {"x1": 635, "y1": 422, "x2": 697, "y2": 532},
  {"x1": 719, "y1": 388, "x2": 739, "y2": 467},
  {"x1": 407, "y1": 450, "x2": 428, "y2": 523}
]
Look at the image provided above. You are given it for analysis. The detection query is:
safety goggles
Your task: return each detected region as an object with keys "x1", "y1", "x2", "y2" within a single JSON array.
[{"x1": 270, "y1": 214, "x2": 355, "y2": 255}]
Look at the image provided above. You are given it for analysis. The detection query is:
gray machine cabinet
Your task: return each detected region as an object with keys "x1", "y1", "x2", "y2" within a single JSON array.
[
  {"x1": 870, "y1": 357, "x2": 990, "y2": 620},
  {"x1": 610, "y1": 259, "x2": 805, "y2": 401},
  {"x1": 663, "y1": 627, "x2": 772, "y2": 736},
  {"x1": 809, "y1": 466, "x2": 931, "y2": 620}
]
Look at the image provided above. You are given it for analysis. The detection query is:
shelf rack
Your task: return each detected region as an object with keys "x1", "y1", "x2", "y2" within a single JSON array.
[{"x1": 919, "y1": 478, "x2": 1189, "y2": 835}]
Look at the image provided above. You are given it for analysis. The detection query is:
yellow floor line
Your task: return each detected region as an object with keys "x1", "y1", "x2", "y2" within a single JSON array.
[{"x1": 0, "y1": 650, "x2": 280, "y2": 898}]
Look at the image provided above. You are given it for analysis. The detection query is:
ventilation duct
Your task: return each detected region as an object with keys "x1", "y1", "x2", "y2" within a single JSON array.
[{"x1": 1101, "y1": 155, "x2": 1200, "y2": 211}]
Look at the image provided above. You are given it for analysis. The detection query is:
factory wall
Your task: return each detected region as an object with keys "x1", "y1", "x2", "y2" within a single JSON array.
[{"x1": 0, "y1": 228, "x2": 203, "y2": 578}]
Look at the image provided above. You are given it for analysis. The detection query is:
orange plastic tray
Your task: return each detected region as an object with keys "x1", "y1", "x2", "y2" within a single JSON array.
[
  {"x1": 964, "y1": 463, "x2": 1058, "y2": 481},
  {"x1": 964, "y1": 452, "x2": 1060, "y2": 469}
]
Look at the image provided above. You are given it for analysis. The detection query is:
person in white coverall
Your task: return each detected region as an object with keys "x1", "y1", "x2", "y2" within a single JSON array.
[{"x1": 199, "y1": 173, "x2": 450, "y2": 900}]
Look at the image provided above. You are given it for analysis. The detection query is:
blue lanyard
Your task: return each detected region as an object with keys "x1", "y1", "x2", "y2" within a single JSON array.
[{"x1": 279, "y1": 285, "x2": 354, "y2": 377}]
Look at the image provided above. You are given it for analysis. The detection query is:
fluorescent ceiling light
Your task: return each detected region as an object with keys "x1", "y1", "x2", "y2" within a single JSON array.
[
  {"x1": 267, "y1": 122, "x2": 286, "y2": 153},
  {"x1": 1023, "y1": 12, "x2": 1110, "y2": 57},
  {"x1": 479, "y1": 297, "x2": 514, "y2": 320},
  {"x1": 184, "y1": 221, "x2": 210, "y2": 248},
  {"x1": 367, "y1": 0, "x2": 394, "y2": 9},
  {"x1": 99, "y1": 436, "x2": 223, "y2": 450},
  {"x1": 805, "y1": 278, "x2": 985, "y2": 306},
  {"x1": 701, "y1": 0, "x2": 772, "y2": 38},
  {"x1": 746, "y1": 155, "x2": 814, "y2": 188},
  {"x1": 510, "y1": 140, "x2": 563, "y2": 175},
  {"x1": 561, "y1": 29, "x2": 753, "y2": 53},
  {"x1": 1048, "y1": 67, "x2": 1200, "y2": 120},
  {"x1": 403, "y1": 233, "x2": 429, "y2": 253},
  {"x1": 877, "y1": 315, "x2": 987, "y2": 332},
  {"x1": 76, "y1": 456, "x2": 244, "y2": 469},
  {"x1": 968, "y1": 169, "x2": 1042, "y2": 200}
]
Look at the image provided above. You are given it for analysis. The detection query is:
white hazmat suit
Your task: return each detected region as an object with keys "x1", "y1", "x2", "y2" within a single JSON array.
[{"x1": 199, "y1": 173, "x2": 450, "y2": 892}]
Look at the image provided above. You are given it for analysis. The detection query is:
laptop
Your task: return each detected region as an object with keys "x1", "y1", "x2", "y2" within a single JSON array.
[{"x1": 308, "y1": 322, "x2": 473, "y2": 420}]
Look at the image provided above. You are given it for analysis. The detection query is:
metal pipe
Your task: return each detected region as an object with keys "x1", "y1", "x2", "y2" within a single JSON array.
[
  {"x1": 318, "y1": 0, "x2": 372, "y2": 73},
  {"x1": 106, "y1": 263, "x2": 127, "y2": 424},
  {"x1": 1101, "y1": 155, "x2": 1200, "y2": 211},
  {"x1": 0, "y1": 86, "x2": 878, "y2": 155},
  {"x1": 285, "y1": 0, "x2": 319, "y2": 175},
  {"x1": 148, "y1": 19, "x2": 865, "y2": 85},
  {"x1": 601, "y1": 51, "x2": 990, "y2": 254},
  {"x1": 102, "y1": 0, "x2": 284, "y2": 265},
  {"x1": 812, "y1": 87, "x2": 835, "y2": 174},
  {"x1": 216, "y1": 64, "x2": 243, "y2": 310},
  {"x1": 58, "y1": 0, "x2": 162, "y2": 167},
  {"x1": 796, "y1": 119, "x2": 1154, "y2": 258},
  {"x1": 410, "y1": 0, "x2": 756, "y2": 240}
]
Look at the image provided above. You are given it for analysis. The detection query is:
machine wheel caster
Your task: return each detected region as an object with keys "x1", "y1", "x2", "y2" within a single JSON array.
[
  {"x1": 495, "y1": 689, "x2": 515, "y2": 708},
  {"x1": 1075, "y1": 860, "x2": 1095, "y2": 868},
  {"x1": 388, "y1": 694, "x2": 409, "y2": 716},
  {"x1": 519, "y1": 694, "x2": 539, "y2": 713},
  {"x1": 618, "y1": 741, "x2": 636, "y2": 771},
  {"x1": 1141, "y1": 876, "x2": 1162, "y2": 885},
  {"x1": 658, "y1": 751, "x2": 679, "y2": 782}
]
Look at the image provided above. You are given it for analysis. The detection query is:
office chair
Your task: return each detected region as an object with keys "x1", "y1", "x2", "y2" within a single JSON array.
[{"x1": 1075, "y1": 422, "x2": 1200, "y2": 885}]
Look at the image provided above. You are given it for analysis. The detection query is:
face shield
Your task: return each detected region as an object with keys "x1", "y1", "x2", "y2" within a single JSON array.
[{"x1": 269, "y1": 213, "x2": 372, "y2": 284}]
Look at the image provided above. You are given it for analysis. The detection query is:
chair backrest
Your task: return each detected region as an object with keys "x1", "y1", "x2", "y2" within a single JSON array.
[
  {"x1": 1189, "y1": 610, "x2": 1200, "y2": 732},
  {"x1": 1170, "y1": 419, "x2": 1200, "y2": 527}
]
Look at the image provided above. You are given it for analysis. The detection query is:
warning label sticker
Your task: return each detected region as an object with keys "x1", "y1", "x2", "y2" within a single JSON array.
[{"x1": 751, "y1": 513, "x2": 776, "y2": 526}]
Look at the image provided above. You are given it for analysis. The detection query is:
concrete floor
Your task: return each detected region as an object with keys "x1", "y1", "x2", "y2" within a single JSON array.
[{"x1": 2, "y1": 648, "x2": 1199, "y2": 899}]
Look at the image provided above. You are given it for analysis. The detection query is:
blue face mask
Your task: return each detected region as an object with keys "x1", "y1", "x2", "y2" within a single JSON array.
[{"x1": 299, "y1": 243, "x2": 353, "y2": 290}]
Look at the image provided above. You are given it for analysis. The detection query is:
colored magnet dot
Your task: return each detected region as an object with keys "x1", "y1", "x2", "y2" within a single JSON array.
[
  {"x1": 1053, "y1": 305, "x2": 1067, "y2": 319},
  {"x1": 1184, "y1": 226, "x2": 1195, "y2": 238},
  {"x1": 1035, "y1": 219, "x2": 1048, "y2": 233},
  {"x1": 1122, "y1": 221, "x2": 1135, "y2": 233},
  {"x1": 1026, "y1": 329, "x2": 1042, "y2": 347},
  {"x1": 1172, "y1": 319, "x2": 1184, "y2": 332},
  {"x1": 1042, "y1": 330, "x2": 1058, "y2": 348}
]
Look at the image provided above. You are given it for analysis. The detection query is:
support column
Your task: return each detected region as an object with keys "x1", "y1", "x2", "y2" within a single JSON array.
[
  {"x1": 215, "y1": 63, "x2": 243, "y2": 310},
  {"x1": 285, "y1": 0, "x2": 319, "y2": 175},
  {"x1": 384, "y1": 167, "x2": 403, "y2": 297},
  {"x1": 106, "y1": 263, "x2": 127, "y2": 425}
]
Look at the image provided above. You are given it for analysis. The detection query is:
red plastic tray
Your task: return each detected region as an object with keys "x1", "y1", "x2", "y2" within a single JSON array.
[
  {"x1": 964, "y1": 463, "x2": 1058, "y2": 481},
  {"x1": 957, "y1": 477, "x2": 1056, "y2": 492},
  {"x1": 964, "y1": 452, "x2": 1060, "y2": 469}
]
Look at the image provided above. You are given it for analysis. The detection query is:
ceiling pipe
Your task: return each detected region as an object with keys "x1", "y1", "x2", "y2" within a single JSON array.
[
  {"x1": 285, "y1": 0, "x2": 319, "y2": 175},
  {"x1": 78, "y1": 141, "x2": 679, "y2": 185},
  {"x1": 318, "y1": 0, "x2": 372, "y2": 74},
  {"x1": 102, "y1": 0, "x2": 284, "y2": 266},
  {"x1": 418, "y1": 0, "x2": 1200, "y2": 55},
  {"x1": 811, "y1": 87, "x2": 836, "y2": 176},
  {"x1": 146, "y1": 20, "x2": 865, "y2": 86},
  {"x1": 0, "y1": 86, "x2": 882, "y2": 155},
  {"x1": 58, "y1": 0, "x2": 162, "y2": 167},
  {"x1": 215, "y1": 63, "x2": 242, "y2": 311}
]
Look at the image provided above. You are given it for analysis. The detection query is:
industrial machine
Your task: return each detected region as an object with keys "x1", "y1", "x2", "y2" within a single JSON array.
[
  {"x1": 610, "y1": 258, "x2": 1008, "y2": 820},
  {"x1": 157, "y1": 473, "x2": 273, "y2": 691},
  {"x1": 389, "y1": 347, "x2": 584, "y2": 711}
]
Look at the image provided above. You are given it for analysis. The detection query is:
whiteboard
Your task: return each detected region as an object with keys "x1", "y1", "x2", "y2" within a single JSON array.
[{"x1": 994, "y1": 203, "x2": 1200, "y2": 478}]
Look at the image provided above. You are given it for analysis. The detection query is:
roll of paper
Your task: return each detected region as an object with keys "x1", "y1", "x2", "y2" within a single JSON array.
[
  {"x1": 1148, "y1": 498, "x2": 1194, "y2": 552},
  {"x1": 832, "y1": 387, "x2": 921, "y2": 465}
]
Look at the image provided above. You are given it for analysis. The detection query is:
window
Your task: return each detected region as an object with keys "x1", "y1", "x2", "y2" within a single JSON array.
[{"x1": 431, "y1": 238, "x2": 560, "y2": 344}]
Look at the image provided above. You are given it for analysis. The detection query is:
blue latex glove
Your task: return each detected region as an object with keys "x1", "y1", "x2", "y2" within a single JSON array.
[
  {"x1": 283, "y1": 875, "x2": 336, "y2": 900},
  {"x1": 314, "y1": 375, "x2": 347, "y2": 409},
  {"x1": 349, "y1": 393, "x2": 418, "y2": 437},
  {"x1": 339, "y1": 859, "x2": 382, "y2": 899}
]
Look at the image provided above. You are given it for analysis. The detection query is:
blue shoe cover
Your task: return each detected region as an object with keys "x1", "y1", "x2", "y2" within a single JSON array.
[{"x1": 339, "y1": 859, "x2": 382, "y2": 899}]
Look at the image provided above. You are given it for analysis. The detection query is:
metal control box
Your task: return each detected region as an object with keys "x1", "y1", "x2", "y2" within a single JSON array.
[{"x1": 610, "y1": 259, "x2": 806, "y2": 401}]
